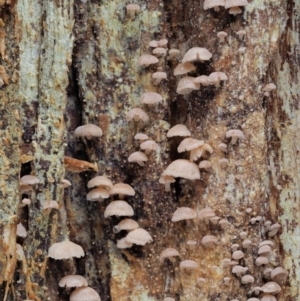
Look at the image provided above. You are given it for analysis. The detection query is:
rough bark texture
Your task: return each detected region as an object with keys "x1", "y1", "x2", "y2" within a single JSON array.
[{"x1": 0, "y1": 0, "x2": 298, "y2": 300}]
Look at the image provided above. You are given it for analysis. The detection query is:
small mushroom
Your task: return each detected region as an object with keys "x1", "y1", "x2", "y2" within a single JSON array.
[
  {"x1": 152, "y1": 68, "x2": 167, "y2": 85},
  {"x1": 217, "y1": 31, "x2": 228, "y2": 43},
  {"x1": 137, "y1": 54, "x2": 159, "y2": 67},
  {"x1": 128, "y1": 151, "x2": 148, "y2": 166},
  {"x1": 140, "y1": 140, "x2": 158, "y2": 155},
  {"x1": 74, "y1": 124, "x2": 102, "y2": 139},
  {"x1": 159, "y1": 175, "x2": 175, "y2": 192},
  {"x1": 126, "y1": 108, "x2": 149, "y2": 122},
  {"x1": 226, "y1": 129, "x2": 245, "y2": 144},
  {"x1": 126, "y1": 3, "x2": 140, "y2": 19}
]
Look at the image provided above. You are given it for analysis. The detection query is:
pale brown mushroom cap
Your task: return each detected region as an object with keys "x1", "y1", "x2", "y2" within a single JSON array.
[
  {"x1": 70, "y1": 287, "x2": 101, "y2": 301},
  {"x1": 258, "y1": 245, "x2": 272, "y2": 256},
  {"x1": 199, "y1": 160, "x2": 212, "y2": 170},
  {"x1": 232, "y1": 250, "x2": 244, "y2": 260},
  {"x1": 177, "y1": 138, "x2": 204, "y2": 153},
  {"x1": 61, "y1": 179, "x2": 72, "y2": 188},
  {"x1": 194, "y1": 75, "x2": 209, "y2": 86},
  {"x1": 236, "y1": 30, "x2": 246, "y2": 39},
  {"x1": 126, "y1": 3, "x2": 140, "y2": 19},
  {"x1": 167, "y1": 124, "x2": 191, "y2": 137},
  {"x1": 159, "y1": 248, "x2": 180, "y2": 262},
  {"x1": 116, "y1": 237, "x2": 133, "y2": 249},
  {"x1": 141, "y1": 92, "x2": 163, "y2": 105},
  {"x1": 158, "y1": 39, "x2": 168, "y2": 47},
  {"x1": 225, "y1": 0, "x2": 248, "y2": 8},
  {"x1": 171, "y1": 207, "x2": 197, "y2": 222},
  {"x1": 140, "y1": 140, "x2": 158, "y2": 152},
  {"x1": 74, "y1": 124, "x2": 103, "y2": 139},
  {"x1": 21, "y1": 198, "x2": 31, "y2": 207},
  {"x1": 125, "y1": 228, "x2": 153, "y2": 245},
  {"x1": 242, "y1": 239, "x2": 252, "y2": 248},
  {"x1": 238, "y1": 46, "x2": 247, "y2": 53},
  {"x1": 198, "y1": 207, "x2": 215, "y2": 220},
  {"x1": 168, "y1": 48, "x2": 180, "y2": 59},
  {"x1": 241, "y1": 275, "x2": 254, "y2": 284},
  {"x1": 126, "y1": 108, "x2": 149, "y2": 122},
  {"x1": 182, "y1": 47, "x2": 212, "y2": 63},
  {"x1": 159, "y1": 175, "x2": 175, "y2": 192},
  {"x1": 226, "y1": 129, "x2": 245, "y2": 143},
  {"x1": 197, "y1": 277, "x2": 207, "y2": 286},
  {"x1": 174, "y1": 62, "x2": 196, "y2": 76},
  {"x1": 48, "y1": 241, "x2": 85, "y2": 259},
  {"x1": 20, "y1": 175, "x2": 40, "y2": 186},
  {"x1": 128, "y1": 151, "x2": 148, "y2": 166},
  {"x1": 201, "y1": 235, "x2": 218, "y2": 248},
  {"x1": 204, "y1": 0, "x2": 225, "y2": 10},
  {"x1": 162, "y1": 159, "x2": 200, "y2": 180},
  {"x1": 149, "y1": 40, "x2": 159, "y2": 47},
  {"x1": 217, "y1": 31, "x2": 228, "y2": 42},
  {"x1": 59, "y1": 275, "x2": 88, "y2": 288},
  {"x1": 134, "y1": 133, "x2": 149, "y2": 141},
  {"x1": 87, "y1": 187, "x2": 110, "y2": 201},
  {"x1": 260, "y1": 295, "x2": 276, "y2": 301},
  {"x1": 17, "y1": 223, "x2": 27, "y2": 238},
  {"x1": 113, "y1": 218, "x2": 139, "y2": 233},
  {"x1": 87, "y1": 176, "x2": 113, "y2": 190},
  {"x1": 232, "y1": 265, "x2": 248, "y2": 276},
  {"x1": 271, "y1": 267, "x2": 288, "y2": 284},
  {"x1": 180, "y1": 260, "x2": 198, "y2": 270},
  {"x1": 104, "y1": 201, "x2": 134, "y2": 218},
  {"x1": 138, "y1": 54, "x2": 159, "y2": 67},
  {"x1": 261, "y1": 282, "x2": 282, "y2": 294},
  {"x1": 259, "y1": 240, "x2": 275, "y2": 248},
  {"x1": 43, "y1": 200, "x2": 59, "y2": 210},
  {"x1": 218, "y1": 143, "x2": 227, "y2": 152},
  {"x1": 111, "y1": 183, "x2": 135, "y2": 197},
  {"x1": 219, "y1": 158, "x2": 229, "y2": 168},
  {"x1": 176, "y1": 76, "x2": 200, "y2": 94},
  {"x1": 263, "y1": 83, "x2": 277, "y2": 92},
  {"x1": 208, "y1": 72, "x2": 228, "y2": 86},
  {"x1": 152, "y1": 47, "x2": 167, "y2": 56},
  {"x1": 255, "y1": 256, "x2": 269, "y2": 266},
  {"x1": 152, "y1": 71, "x2": 167, "y2": 85}
]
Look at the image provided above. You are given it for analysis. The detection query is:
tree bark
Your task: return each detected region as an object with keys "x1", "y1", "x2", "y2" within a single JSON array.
[{"x1": 0, "y1": 0, "x2": 298, "y2": 300}]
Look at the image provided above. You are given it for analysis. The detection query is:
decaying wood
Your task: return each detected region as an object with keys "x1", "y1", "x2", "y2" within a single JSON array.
[{"x1": 0, "y1": 0, "x2": 298, "y2": 300}]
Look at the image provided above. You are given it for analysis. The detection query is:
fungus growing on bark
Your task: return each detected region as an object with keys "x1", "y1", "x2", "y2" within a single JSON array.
[
  {"x1": 126, "y1": 108, "x2": 149, "y2": 122},
  {"x1": 190, "y1": 143, "x2": 213, "y2": 161},
  {"x1": 48, "y1": 241, "x2": 85, "y2": 259},
  {"x1": 140, "y1": 140, "x2": 158, "y2": 155},
  {"x1": 268, "y1": 223, "x2": 281, "y2": 236},
  {"x1": 232, "y1": 250, "x2": 244, "y2": 260},
  {"x1": 176, "y1": 76, "x2": 200, "y2": 94},
  {"x1": 167, "y1": 124, "x2": 191, "y2": 137},
  {"x1": 164, "y1": 298, "x2": 175, "y2": 301},
  {"x1": 126, "y1": 3, "x2": 140, "y2": 19},
  {"x1": 217, "y1": 31, "x2": 228, "y2": 42},
  {"x1": 239, "y1": 231, "x2": 247, "y2": 239},
  {"x1": 17, "y1": 223, "x2": 27, "y2": 238},
  {"x1": 231, "y1": 244, "x2": 239, "y2": 252},
  {"x1": 182, "y1": 47, "x2": 212, "y2": 63},
  {"x1": 260, "y1": 295, "x2": 277, "y2": 301},
  {"x1": 70, "y1": 287, "x2": 101, "y2": 301},
  {"x1": 255, "y1": 256, "x2": 269, "y2": 266},
  {"x1": 74, "y1": 124, "x2": 103, "y2": 139},
  {"x1": 104, "y1": 201, "x2": 134, "y2": 218},
  {"x1": 241, "y1": 275, "x2": 254, "y2": 284},
  {"x1": 194, "y1": 75, "x2": 209, "y2": 86},
  {"x1": 260, "y1": 282, "x2": 282, "y2": 294},
  {"x1": 199, "y1": 160, "x2": 212, "y2": 170},
  {"x1": 171, "y1": 207, "x2": 197, "y2": 222},
  {"x1": 116, "y1": 238, "x2": 133, "y2": 249},
  {"x1": 152, "y1": 47, "x2": 167, "y2": 57},
  {"x1": 16, "y1": 244, "x2": 24, "y2": 261},
  {"x1": 204, "y1": 0, "x2": 225, "y2": 10},
  {"x1": 226, "y1": 129, "x2": 245, "y2": 144},
  {"x1": 201, "y1": 235, "x2": 218, "y2": 248},
  {"x1": 138, "y1": 54, "x2": 159, "y2": 67},
  {"x1": 218, "y1": 143, "x2": 227, "y2": 152},
  {"x1": 159, "y1": 248, "x2": 180, "y2": 262},
  {"x1": 264, "y1": 268, "x2": 273, "y2": 279},
  {"x1": 238, "y1": 46, "x2": 247, "y2": 54},
  {"x1": 86, "y1": 188, "x2": 110, "y2": 202},
  {"x1": 159, "y1": 175, "x2": 175, "y2": 192},
  {"x1": 225, "y1": 0, "x2": 248, "y2": 14},
  {"x1": 263, "y1": 83, "x2": 277, "y2": 96},
  {"x1": 87, "y1": 176, "x2": 113, "y2": 190},
  {"x1": 180, "y1": 260, "x2": 198, "y2": 270},
  {"x1": 236, "y1": 30, "x2": 246, "y2": 39},
  {"x1": 219, "y1": 158, "x2": 229, "y2": 168},
  {"x1": 223, "y1": 277, "x2": 230, "y2": 285},
  {"x1": 197, "y1": 277, "x2": 207, "y2": 286},
  {"x1": 128, "y1": 151, "x2": 148, "y2": 166},
  {"x1": 258, "y1": 245, "x2": 272, "y2": 256},
  {"x1": 20, "y1": 175, "x2": 39, "y2": 186},
  {"x1": 168, "y1": 49, "x2": 180, "y2": 60},
  {"x1": 111, "y1": 183, "x2": 135, "y2": 199},
  {"x1": 242, "y1": 239, "x2": 252, "y2": 248},
  {"x1": 177, "y1": 137, "x2": 204, "y2": 156},
  {"x1": 113, "y1": 219, "x2": 139, "y2": 234},
  {"x1": 59, "y1": 275, "x2": 88, "y2": 288},
  {"x1": 149, "y1": 39, "x2": 168, "y2": 48},
  {"x1": 61, "y1": 179, "x2": 72, "y2": 188},
  {"x1": 232, "y1": 265, "x2": 248, "y2": 277},
  {"x1": 219, "y1": 218, "x2": 229, "y2": 229},
  {"x1": 21, "y1": 198, "x2": 31, "y2": 207},
  {"x1": 134, "y1": 133, "x2": 149, "y2": 141},
  {"x1": 208, "y1": 72, "x2": 228, "y2": 88},
  {"x1": 271, "y1": 267, "x2": 288, "y2": 284},
  {"x1": 125, "y1": 228, "x2": 153, "y2": 245},
  {"x1": 162, "y1": 159, "x2": 200, "y2": 180},
  {"x1": 141, "y1": 92, "x2": 163, "y2": 105},
  {"x1": 152, "y1": 68, "x2": 167, "y2": 85},
  {"x1": 198, "y1": 207, "x2": 215, "y2": 222},
  {"x1": 174, "y1": 62, "x2": 196, "y2": 76},
  {"x1": 222, "y1": 258, "x2": 231, "y2": 267}
]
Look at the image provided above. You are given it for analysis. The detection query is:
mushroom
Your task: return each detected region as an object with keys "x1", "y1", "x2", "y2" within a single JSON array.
[
  {"x1": 182, "y1": 47, "x2": 212, "y2": 63},
  {"x1": 167, "y1": 124, "x2": 191, "y2": 137},
  {"x1": 204, "y1": 0, "x2": 225, "y2": 11},
  {"x1": 226, "y1": 129, "x2": 245, "y2": 144},
  {"x1": 225, "y1": 0, "x2": 248, "y2": 15},
  {"x1": 258, "y1": 245, "x2": 272, "y2": 256},
  {"x1": 217, "y1": 31, "x2": 228, "y2": 43},
  {"x1": 17, "y1": 223, "x2": 27, "y2": 238},
  {"x1": 236, "y1": 30, "x2": 246, "y2": 40},
  {"x1": 219, "y1": 158, "x2": 229, "y2": 168},
  {"x1": 126, "y1": 3, "x2": 140, "y2": 19},
  {"x1": 171, "y1": 207, "x2": 197, "y2": 222},
  {"x1": 59, "y1": 275, "x2": 88, "y2": 288},
  {"x1": 263, "y1": 83, "x2": 276, "y2": 96},
  {"x1": 241, "y1": 275, "x2": 254, "y2": 284},
  {"x1": 42, "y1": 200, "x2": 59, "y2": 210},
  {"x1": 198, "y1": 207, "x2": 215, "y2": 223},
  {"x1": 87, "y1": 176, "x2": 113, "y2": 190},
  {"x1": 21, "y1": 198, "x2": 31, "y2": 207},
  {"x1": 270, "y1": 267, "x2": 288, "y2": 284},
  {"x1": 48, "y1": 241, "x2": 85, "y2": 259},
  {"x1": 61, "y1": 179, "x2": 72, "y2": 188},
  {"x1": 197, "y1": 277, "x2": 207, "y2": 287},
  {"x1": 104, "y1": 201, "x2": 134, "y2": 218},
  {"x1": 255, "y1": 256, "x2": 269, "y2": 266},
  {"x1": 137, "y1": 54, "x2": 159, "y2": 67},
  {"x1": 152, "y1": 68, "x2": 167, "y2": 85},
  {"x1": 113, "y1": 219, "x2": 139, "y2": 233},
  {"x1": 70, "y1": 287, "x2": 101, "y2": 301},
  {"x1": 134, "y1": 133, "x2": 149, "y2": 141},
  {"x1": 232, "y1": 265, "x2": 248, "y2": 277},
  {"x1": 199, "y1": 160, "x2": 212, "y2": 170},
  {"x1": 128, "y1": 151, "x2": 148, "y2": 166},
  {"x1": 177, "y1": 137, "x2": 204, "y2": 159},
  {"x1": 190, "y1": 143, "x2": 213, "y2": 161},
  {"x1": 164, "y1": 298, "x2": 175, "y2": 301},
  {"x1": 222, "y1": 258, "x2": 231, "y2": 267},
  {"x1": 125, "y1": 228, "x2": 153, "y2": 246},
  {"x1": 16, "y1": 244, "x2": 25, "y2": 261},
  {"x1": 73, "y1": 124, "x2": 103, "y2": 139},
  {"x1": 159, "y1": 248, "x2": 180, "y2": 262},
  {"x1": 86, "y1": 187, "x2": 110, "y2": 202},
  {"x1": 201, "y1": 235, "x2": 218, "y2": 248},
  {"x1": 116, "y1": 238, "x2": 133, "y2": 249},
  {"x1": 232, "y1": 250, "x2": 244, "y2": 260},
  {"x1": 20, "y1": 175, "x2": 40, "y2": 186},
  {"x1": 141, "y1": 92, "x2": 163, "y2": 105},
  {"x1": 126, "y1": 108, "x2": 149, "y2": 122},
  {"x1": 168, "y1": 48, "x2": 181, "y2": 60},
  {"x1": 159, "y1": 175, "x2": 175, "y2": 192},
  {"x1": 140, "y1": 140, "x2": 158, "y2": 155},
  {"x1": 263, "y1": 268, "x2": 273, "y2": 280},
  {"x1": 219, "y1": 218, "x2": 230, "y2": 229},
  {"x1": 268, "y1": 223, "x2": 281, "y2": 236},
  {"x1": 180, "y1": 260, "x2": 198, "y2": 270},
  {"x1": 223, "y1": 277, "x2": 230, "y2": 285},
  {"x1": 260, "y1": 282, "x2": 282, "y2": 294},
  {"x1": 111, "y1": 183, "x2": 135, "y2": 199},
  {"x1": 174, "y1": 62, "x2": 196, "y2": 76},
  {"x1": 218, "y1": 143, "x2": 227, "y2": 152},
  {"x1": 208, "y1": 72, "x2": 228, "y2": 88},
  {"x1": 162, "y1": 159, "x2": 200, "y2": 180},
  {"x1": 242, "y1": 239, "x2": 252, "y2": 248},
  {"x1": 194, "y1": 75, "x2": 210, "y2": 86},
  {"x1": 176, "y1": 76, "x2": 200, "y2": 94},
  {"x1": 152, "y1": 47, "x2": 167, "y2": 57},
  {"x1": 260, "y1": 295, "x2": 277, "y2": 301}
]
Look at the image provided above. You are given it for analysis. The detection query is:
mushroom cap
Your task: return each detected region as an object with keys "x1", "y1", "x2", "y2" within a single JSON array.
[
  {"x1": 113, "y1": 219, "x2": 139, "y2": 233},
  {"x1": 194, "y1": 75, "x2": 209, "y2": 86},
  {"x1": 125, "y1": 228, "x2": 153, "y2": 245},
  {"x1": 128, "y1": 151, "x2": 148, "y2": 164},
  {"x1": 226, "y1": 129, "x2": 245, "y2": 140},
  {"x1": 116, "y1": 237, "x2": 133, "y2": 249},
  {"x1": 242, "y1": 239, "x2": 252, "y2": 248},
  {"x1": 259, "y1": 240, "x2": 275, "y2": 248},
  {"x1": 241, "y1": 275, "x2": 254, "y2": 284},
  {"x1": 126, "y1": 108, "x2": 149, "y2": 122},
  {"x1": 270, "y1": 267, "x2": 288, "y2": 283},
  {"x1": 177, "y1": 138, "x2": 204, "y2": 153},
  {"x1": 168, "y1": 48, "x2": 181, "y2": 58},
  {"x1": 140, "y1": 140, "x2": 158, "y2": 151},
  {"x1": 160, "y1": 248, "x2": 180, "y2": 261},
  {"x1": 138, "y1": 54, "x2": 159, "y2": 67},
  {"x1": 134, "y1": 133, "x2": 149, "y2": 141},
  {"x1": 217, "y1": 31, "x2": 228, "y2": 38},
  {"x1": 198, "y1": 207, "x2": 215, "y2": 220},
  {"x1": 20, "y1": 175, "x2": 40, "y2": 186},
  {"x1": 260, "y1": 295, "x2": 277, "y2": 301},
  {"x1": 43, "y1": 200, "x2": 59, "y2": 210},
  {"x1": 208, "y1": 72, "x2": 228, "y2": 85},
  {"x1": 86, "y1": 188, "x2": 110, "y2": 201},
  {"x1": 201, "y1": 235, "x2": 218, "y2": 247},
  {"x1": 199, "y1": 160, "x2": 212, "y2": 170},
  {"x1": 158, "y1": 39, "x2": 168, "y2": 47},
  {"x1": 59, "y1": 275, "x2": 88, "y2": 288},
  {"x1": 167, "y1": 124, "x2": 191, "y2": 137},
  {"x1": 21, "y1": 198, "x2": 31, "y2": 206},
  {"x1": 232, "y1": 265, "x2": 248, "y2": 275},
  {"x1": 149, "y1": 40, "x2": 159, "y2": 47},
  {"x1": 204, "y1": 0, "x2": 225, "y2": 10},
  {"x1": 258, "y1": 245, "x2": 272, "y2": 256},
  {"x1": 255, "y1": 256, "x2": 269, "y2": 266},
  {"x1": 261, "y1": 282, "x2": 282, "y2": 294},
  {"x1": 87, "y1": 176, "x2": 113, "y2": 190},
  {"x1": 141, "y1": 92, "x2": 163, "y2": 105},
  {"x1": 152, "y1": 47, "x2": 167, "y2": 56},
  {"x1": 225, "y1": 0, "x2": 248, "y2": 8},
  {"x1": 263, "y1": 83, "x2": 276, "y2": 92},
  {"x1": 17, "y1": 223, "x2": 27, "y2": 238},
  {"x1": 232, "y1": 250, "x2": 244, "y2": 260},
  {"x1": 218, "y1": 143, "x2": 227, "y2": 152},
  {"x1": 162, "y1": 159, "x2": 200, "y2": 180},
  {"x1": 111, "y1": 183, "x2": 135, "y2": 196},
  {"x1": 174, "y1": 62, "x2": 196, "y2": 76},
  {"x1": 16, "y1": 244, "x2": 25, "y2": 261},
  {"x1": 126, "y1": 3, "x2": 140, "y2": 10},
  {"x1": 74, "y1": 124, "x2": 103, "y2": 138},
  {"x1": 180, "y1": 260, "x2": 198, "y2": 270},
  {"x1": 104, "y1": 201, "x2": 134, "y2": 218},
  {"x1": 48, "y1": 241, "x2": 85, "y2": 259},
  {"x1": 176, "y1": 76, "x2": 200, "y2": 94},
  {"x1": 61, "y1": 179, "x2": 72, "y2": 188},
  {"x1": 70, "y1": 287, "x2": 101, "y2": 301},
  {"x1": 152, "y1": 71, "x2": 167, "y2": 80},
  {"x1": 159, "y1": 175, "x2": 175, "y2": 184},
  {"x1": 171, "y1": 207, "x2": 197, "y2": 222},
  {"x1": 182, "y1": 47, "x2": 212, "y2": 62}
]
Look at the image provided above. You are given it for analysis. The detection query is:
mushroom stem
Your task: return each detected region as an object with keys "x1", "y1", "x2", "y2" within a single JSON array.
[
  {"x1": 137, "y1": 161, "x2": 145, "y2": 167},
  {"x1": 153, "y1": 78, "x2": 162, "y2": 85},
  {"x1": 219, "y1": 37, "x2": 225, "y2": 43},
  {"x1": 164, "y1": 183, "x2": 171, "y2": 192},
  {"x1": 144, "y1": 149, "x2": 151, "y2": 155},
  {"x1": 213, "y1": 6, "x2": 220, "y2": 11},
  {"x1": 231, "y1": 137, "x2": 238, "y2": 144},
  {"x1": 118, "y1": 193, "x2": 124, "y2": 199}
]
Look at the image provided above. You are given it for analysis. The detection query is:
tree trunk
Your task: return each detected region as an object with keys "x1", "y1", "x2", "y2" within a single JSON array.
[{"x1": 0, "y1": 0, "x2": 298, "y2": 300}]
